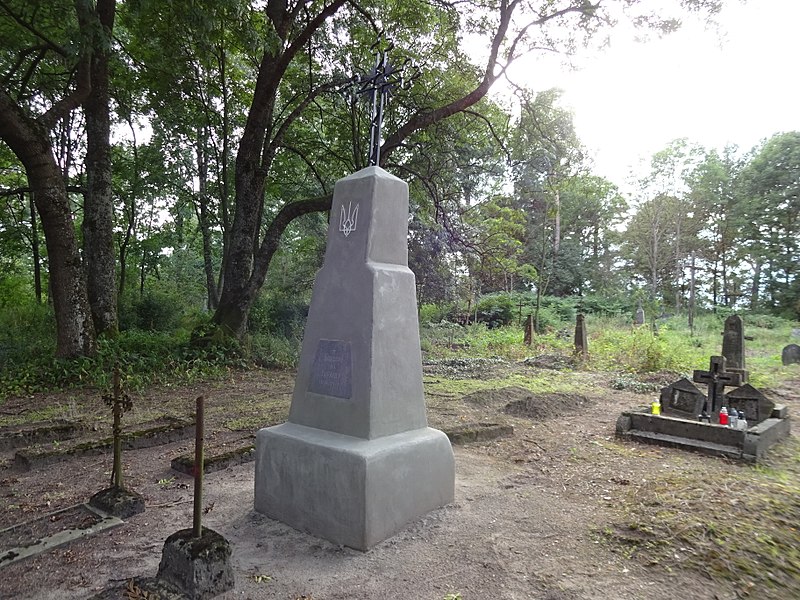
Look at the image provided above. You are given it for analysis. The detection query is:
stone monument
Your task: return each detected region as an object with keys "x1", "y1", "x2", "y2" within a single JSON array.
[
  {"x1": 634, "y1": 301, "x2": 645, "y2": 326},
  {"x1": 721, "y1": 314, "x2": 748, "y2": 382},
  {"x1": 254, "y1": 167, "x2": 455, "y2": 550},
  {"x1": 782, "y1": 343, "x2": 800, "y2": 365}
]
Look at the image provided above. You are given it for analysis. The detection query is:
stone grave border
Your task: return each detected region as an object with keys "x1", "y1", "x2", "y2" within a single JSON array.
[
  {"x1": 0, "y1": 503, "x2": 123, "y2": 568},
  {"x1": 616, "y1": 404, "x2": 790, "y2": 462}
]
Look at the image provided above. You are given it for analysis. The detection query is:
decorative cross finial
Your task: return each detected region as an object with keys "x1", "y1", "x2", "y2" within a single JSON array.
[{"x1": 353, "y1": 32, "x2": 420, "y2": 167}]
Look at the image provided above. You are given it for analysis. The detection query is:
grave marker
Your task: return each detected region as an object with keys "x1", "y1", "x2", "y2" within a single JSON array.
[
  {"x1": 692, "y1": 356, "x2": 742, "y2": 416},
  {"x1": 725, "y1": 384, "x2": 775, "y2": 424},
  {"x1": 574, "y1": 313, "x2": 588, "y2": 358},
  {"x1": 254, "y1": 166, "x2": 455, "y2": 550},
  {"x1": 634, "y1": 301, "x2": 645, "y2": 326},
  {"x1": 721, "y1": 314, "x2": 748, "y2": 382},
  {"x1": 524, "y1": 314, "x2": 533, "y2": 346},
  {"x1": 659, "y1": 378, "x2": 706, "y2": 418},
  {"x1": 782, "y1": 344, "x2": 800, "y2": 365}
]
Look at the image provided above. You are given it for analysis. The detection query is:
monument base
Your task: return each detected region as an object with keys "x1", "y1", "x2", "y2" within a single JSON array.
[{"x1": 254, "y1": 423, "x2": 455, "y2": 551}]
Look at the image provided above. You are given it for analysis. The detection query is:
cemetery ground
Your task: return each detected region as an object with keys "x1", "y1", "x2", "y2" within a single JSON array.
[{"x1": 0, "y1": 341, "x2": 799, "y2": 598}]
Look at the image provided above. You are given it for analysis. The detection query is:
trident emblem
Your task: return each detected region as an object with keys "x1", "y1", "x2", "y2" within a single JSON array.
[{"x1": 339, "y1": 202, "x2": 359, "y2": 237}]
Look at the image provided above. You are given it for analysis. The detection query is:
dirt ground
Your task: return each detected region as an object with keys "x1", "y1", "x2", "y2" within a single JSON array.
[{"x1": 0, "y1": 361, "x2": 797, "y2": 600}]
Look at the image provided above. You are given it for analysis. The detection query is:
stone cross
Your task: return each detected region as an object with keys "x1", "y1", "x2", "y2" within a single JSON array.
[
  {"x1": 355, "y1": 33, "x2": 419, "y2": 166},
  {"x1": 692, "y1": 355, "x2": 742, "y2": 415}
]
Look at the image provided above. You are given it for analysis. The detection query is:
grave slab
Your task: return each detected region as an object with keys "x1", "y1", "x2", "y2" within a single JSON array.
[
  {"x1": 255, "y1": 167, "x2": 455, "y2": 550},
  {"x1": 0, "y1": 420, "x2": 80, "y2": 452},
  {"x1": 171, "y1": 438, "x2": 255, "y2": 475},
  {"x1": 13, "y1": 416, "x2": 194, "y2": 471},
  {"x1": 0, "y1": 503, "x2": 122, "y2": 567},
  {"x1": 444, "y1": 423, "x2": 514, "y2": 445}
]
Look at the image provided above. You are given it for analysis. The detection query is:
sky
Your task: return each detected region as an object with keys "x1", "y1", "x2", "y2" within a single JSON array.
[{"x1": 506, "y1": 0, "x2": 800, "y2": 188}]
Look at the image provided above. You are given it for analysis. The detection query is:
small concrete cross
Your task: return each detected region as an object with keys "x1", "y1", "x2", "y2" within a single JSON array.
[{"x1": 692, "y1": 355, "x2": 742, "y2": 415}]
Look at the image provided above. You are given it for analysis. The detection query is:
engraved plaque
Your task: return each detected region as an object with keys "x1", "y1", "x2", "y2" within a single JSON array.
[{"x1": 309, "y1": 340, "x2": 352, "y2": 399}]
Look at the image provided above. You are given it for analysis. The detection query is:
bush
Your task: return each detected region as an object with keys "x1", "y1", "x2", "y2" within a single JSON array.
[
  {"x1": 419, "y1": 303, "x2": 456, "y2": 325},
  {"x1": 476, "y1": 293, "x2": 515, "y2": 328},
  {"x1": 249, "y1": 290, "x2": 309, "y2": 338},
  {"x1": 119, "y1": 291, "x2": 184, "y2": 332}
]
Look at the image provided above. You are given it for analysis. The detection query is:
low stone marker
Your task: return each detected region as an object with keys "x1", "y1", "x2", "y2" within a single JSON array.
[
  {"x1": 782, "y1": 343, "x2": 800, "y2": 365},
  {"x1": 157, "y1": 397, "x2": 234, "y2": 599},
  {"x1": 725, "y1": 384, "x2": 775, "y2": 424},
  {"x1": 659, "y1": 378, "x2": 705, "y2": 418},
  {"x1": 255, "y1": 167, "x2": 455, "y2": 551}
]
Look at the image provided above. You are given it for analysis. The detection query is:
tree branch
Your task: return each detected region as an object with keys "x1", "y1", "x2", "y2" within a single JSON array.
[{"x1": 246, "y1": 195, "x2": 333, "y2": 298}]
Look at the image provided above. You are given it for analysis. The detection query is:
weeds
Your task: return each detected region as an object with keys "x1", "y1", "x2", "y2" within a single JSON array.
[{"x1": 601, "y1": 439, "x2": 800, "y2": 598}]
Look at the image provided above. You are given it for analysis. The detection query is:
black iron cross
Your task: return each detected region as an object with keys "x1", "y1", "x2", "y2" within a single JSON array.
[
  {"x1": 692, "y1": 355, "x2": 742, "y2": 415},
  {"x1": 354, "y1": 33, "x2": 419, "y2": 167}
]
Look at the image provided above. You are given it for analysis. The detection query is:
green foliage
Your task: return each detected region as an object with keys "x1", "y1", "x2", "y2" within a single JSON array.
[
  {"x1": 249, "y1": 331, "x2": 301, "y2": 369},
  {"x1": 249, "y1": 290, "x2": 309, "y2": 338},
  {"x1": 475, "y1": 293, "x2": 516, "y2": 328},
  {"x1": 0, "y1": 324, "x2": 247, "y2": 399},
  {"x1": 418, "y1": 303, "x2": 457, "y2": 325},
  {"x1": 119, "y1": 290, "x2": 184, "y2": 332}
]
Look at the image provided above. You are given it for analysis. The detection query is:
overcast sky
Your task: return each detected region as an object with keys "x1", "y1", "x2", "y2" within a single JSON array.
[{"x1": 506, "y1": 0, "x2": 800, "y2": 188}]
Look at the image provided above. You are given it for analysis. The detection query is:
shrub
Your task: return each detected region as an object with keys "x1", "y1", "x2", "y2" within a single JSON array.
[
  {"x1": 476, "y1": 293, "x2": 515, "y2": 328},
  {"x1": 119, "y1": 290, "x2": 184, "y2": 332}
]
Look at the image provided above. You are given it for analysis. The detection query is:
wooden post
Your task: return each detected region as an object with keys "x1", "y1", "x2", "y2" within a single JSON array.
[{"x1": 193, "y1": 396, "x2": 204, "y2": 538}]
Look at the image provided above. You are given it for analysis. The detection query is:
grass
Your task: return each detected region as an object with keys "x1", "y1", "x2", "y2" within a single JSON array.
[
  {"x1": 424, "y1": 371, "x2": 584, "y2": 400},
  {"x1": 601, "y1": 438, "x2": 800, "y2": 598}
]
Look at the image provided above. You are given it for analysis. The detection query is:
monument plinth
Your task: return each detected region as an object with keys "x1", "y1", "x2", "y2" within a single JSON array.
[{"x1": 254, "y1": 167, "x2": 455, "y2": 551}]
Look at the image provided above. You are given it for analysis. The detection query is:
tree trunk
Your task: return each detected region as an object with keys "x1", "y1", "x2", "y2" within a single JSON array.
[
  {"x1": 196, "y1": 129, "x2": 219, "y2": 310},
  {"x1": 27, "y1": 192, "x2": 43, "y2": 303},
  {"x1": 213, "y1": 0, "x2": 347, "y2": 337},
  {"x1": 0, "y1": 93, "x2": 96, "y2": 357},
  {"x1": 553, "y1": 189, "x2": 561, "y2": 257},
  {"x1": 83, "y1": 0, "x2": 118, "y2": 337},
  {"x1": 750, "y1": 258, "x2": 762, "y2": 310}
]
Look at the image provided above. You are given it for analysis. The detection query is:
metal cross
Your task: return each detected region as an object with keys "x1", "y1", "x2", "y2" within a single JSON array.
[
  {"x1": 354, "y1": 32, "x2": 419, "y2": 167},
  {"x1": 692, "y1": 355, "x2": 742, "y2": 415}
]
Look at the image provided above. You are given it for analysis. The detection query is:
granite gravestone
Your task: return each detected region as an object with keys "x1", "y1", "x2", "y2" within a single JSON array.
[
  {"x1": 574, "y1": 313, "x2": 588, "y2": 358},
  {"x1": 524, "y1": 314, "x2": 533, "y2": 345},
  {"x1": 254, "y1": 167, "x2": 455, "y2": 551},
  {"x1": 659, "y1": 378, "x2": 705, "y2": 418},
  {"x1": 721, "y1": 314, "x2": 748, "y2": 382},
  {"x1": 782, "y1": 344, "x2": 800, "y2": 366}
]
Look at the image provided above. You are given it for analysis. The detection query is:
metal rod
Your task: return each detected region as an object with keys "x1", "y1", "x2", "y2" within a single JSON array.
[{"x1": 192, "y1": 395, "x2": 204, "y2": 538}]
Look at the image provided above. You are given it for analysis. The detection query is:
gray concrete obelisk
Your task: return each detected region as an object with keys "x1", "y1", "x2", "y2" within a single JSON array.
[{"x1": 254, "y1": 166, "x2": 455, "y2": 551}]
